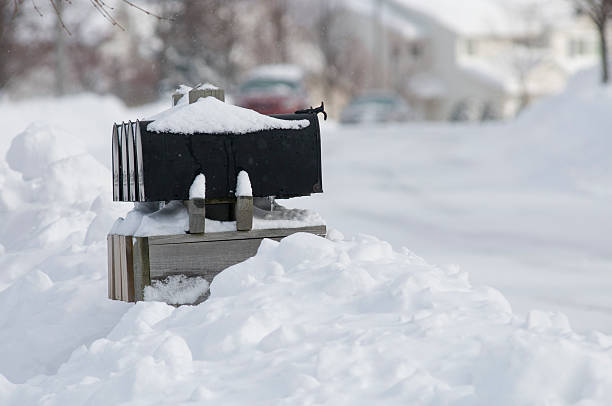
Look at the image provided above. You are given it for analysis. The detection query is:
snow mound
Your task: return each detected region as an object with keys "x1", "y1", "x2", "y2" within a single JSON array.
[
  {"x1": 147, "y1": 97, "x2": 310, "y2": 135},
  {"x1": 510, "y1": 67, "x2": 612, "y2": 196},
  {"x1": 1, "y1": 83, "x2": 612, "y2": 404},
  {"x1": 3, "y1": 233, "x2": 612, "y2": 404},
  {"x1": 6, "y1": 123, "x2": 85, "y2": 180}
]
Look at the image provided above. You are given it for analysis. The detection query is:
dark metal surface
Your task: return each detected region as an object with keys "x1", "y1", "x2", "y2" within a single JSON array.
[{"x1": 112, "y1": 112, "x2": 322, "y2": 202}]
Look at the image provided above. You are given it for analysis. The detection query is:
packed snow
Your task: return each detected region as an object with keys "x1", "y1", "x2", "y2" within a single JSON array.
[
  {"x1": 110, "y1": 200, "x2": 325, "y2": 237},
  {"x1": 188, "y1": 173, "x2": 206, "y2": 200},
  {"x1": 144, "y1": 275, "x2": 210, "y2": 305},
  {"x1": 4, "y1": 232, "x2": 612, "y2": 404},
  {"x1": 147, "y1": 96, "x2": 310, "y2": 135},
  {"x1": 0, "y1": 68, "x2": 611, "y2": 404},
  {"x1": 235, "y1": 170, "x2": 253, "y2": 197}
]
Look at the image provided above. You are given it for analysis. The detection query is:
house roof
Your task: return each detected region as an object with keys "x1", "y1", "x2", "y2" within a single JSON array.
[
  {"x1": 343, "y1": 0, "x2": 423, "y2": 39},
  {"x1": 392, "y1": 0, "x2": 574, "y2": 37}
]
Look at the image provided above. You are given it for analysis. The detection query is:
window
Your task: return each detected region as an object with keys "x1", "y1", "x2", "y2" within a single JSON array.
[
  {"x1": 465, "y1": 39, "x2": 477, "y2": 56},
  {"x1": 568, "y1": 38, "x2": 588, "y2": 57}
]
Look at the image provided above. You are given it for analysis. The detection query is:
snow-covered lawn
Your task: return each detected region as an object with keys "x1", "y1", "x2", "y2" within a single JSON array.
[
  {"x1": 293, "y1": 70, "x2": 612, "y2": 333},
  {"x1": 0, "y1": 70, "x2": 611, "y2": 404}
]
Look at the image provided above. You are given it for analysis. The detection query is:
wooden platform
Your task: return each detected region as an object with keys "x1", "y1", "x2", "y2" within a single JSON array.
[{"x1": 107, "y1": 226, "x2": 327, "y2": 302}]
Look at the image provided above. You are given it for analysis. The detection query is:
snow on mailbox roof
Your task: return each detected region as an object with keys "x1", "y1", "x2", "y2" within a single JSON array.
[{"x1": 147, "y1": 96, "x2": 310, "y2": 135}]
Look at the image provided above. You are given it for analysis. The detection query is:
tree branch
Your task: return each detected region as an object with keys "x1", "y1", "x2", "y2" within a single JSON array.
[{"x1": 48, "y1": 0, "x2": 71, "y2": 35}]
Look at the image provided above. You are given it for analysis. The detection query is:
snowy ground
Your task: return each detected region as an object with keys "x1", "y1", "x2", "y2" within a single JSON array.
[
  {"x1": 0, "y1": 70, "x2": 611, "y2": 404},
  {"x1": 290, "y1": 70, "x2": 612, "y2": 333}
]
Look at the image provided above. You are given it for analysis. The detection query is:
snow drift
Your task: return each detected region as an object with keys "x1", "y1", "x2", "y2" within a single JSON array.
[
  {"x1": 0, "y1": 74, "x2": 611, "y2": 404},
  {"x1": 2, "y1": 232, "x2": 612, "y2": 405}
]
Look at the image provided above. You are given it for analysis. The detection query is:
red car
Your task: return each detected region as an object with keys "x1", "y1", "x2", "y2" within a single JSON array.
[{"x1": 236, "y1": 65, "x2": 309, "y2": 115}]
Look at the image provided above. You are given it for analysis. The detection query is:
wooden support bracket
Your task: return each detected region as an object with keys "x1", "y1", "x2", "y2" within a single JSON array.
[
  {"x1": 107, "y1": 225, "x2": 327, "y2": 304},
  {"x1": 235, "y1": 196, "x2": 253, "y2": 231},
  {"x1": 186, "y1": 199, "x2": 206, "y2": 234}
]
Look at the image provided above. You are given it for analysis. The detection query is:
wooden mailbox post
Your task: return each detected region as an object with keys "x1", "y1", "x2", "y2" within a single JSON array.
[{"x1": 108, "y1": 85, "x2": 326, "y2": 303}]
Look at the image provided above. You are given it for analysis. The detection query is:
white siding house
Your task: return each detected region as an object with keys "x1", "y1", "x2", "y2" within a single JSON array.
[{"x1": 347, "y1": 0, "x2": 601, "y2": 121}]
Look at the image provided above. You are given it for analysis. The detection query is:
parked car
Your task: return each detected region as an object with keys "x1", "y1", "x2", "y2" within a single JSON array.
[
  {"x1": 340, "y1": 92, "x2": 413, "y2": 124},
  {"x1": 235, "y1": 64, "x2": 309, "y2": 115}
]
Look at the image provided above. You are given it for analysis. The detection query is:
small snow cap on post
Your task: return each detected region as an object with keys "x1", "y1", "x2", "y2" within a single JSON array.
[
  {"x1": 235, "y1": 170, "x2": 252, "y2": 197},
  {"x1": 189, "y1": 173, "x2": 206, "y2": 200}
]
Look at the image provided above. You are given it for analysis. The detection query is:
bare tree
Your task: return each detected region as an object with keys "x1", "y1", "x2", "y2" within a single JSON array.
[
  {"x1": 265, "y1": 0, "x2": 289, "y2": 63},
  {"x1": 575, "y1": 0, "x2": 612, "y2": 83},
  {"x1": 7, "y1": 0, "x2": 168, "y2": 34},
  {"x1": 313, "y1": 1, "x2": 370, "y2": 107},
  {"x1": 510, "y1": 46, "x2": 548, "y2": 110},
  {"x1": 0, "y1": 0, "x2": 22, "y2": 90},
  {"x1": 155, "y1": 0, "x2": 241, "y2": 90}
]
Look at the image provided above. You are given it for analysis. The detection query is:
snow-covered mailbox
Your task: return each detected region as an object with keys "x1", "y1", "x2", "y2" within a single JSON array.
[{"x1": 108, "y1": 85, "x2": 326, "y2": 304}]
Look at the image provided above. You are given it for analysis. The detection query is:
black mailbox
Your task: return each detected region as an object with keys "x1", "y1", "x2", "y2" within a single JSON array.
[{"x1": 112, "y1": 111, "x2": 323, "y2": 202}]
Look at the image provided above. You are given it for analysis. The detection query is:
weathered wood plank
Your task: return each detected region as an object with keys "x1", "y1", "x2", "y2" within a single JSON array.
[
  {"x1": 113, "y1": 235, "x2": 122, "y2": 300},
  {"x1": 109, "y1": 226, "x2": 326, "y2": 302},
  {"x1": 119, "y1": 236, "x2": 135, "y2": 301},
  {"x1": 107, "y1": 234, "x2": 114, "y2": 299},
  {"x1": 133, "y1": 237, "x2": 150, "y2": 302},
  {"x1": 126, "y1": 236, "x2": 135, "y2": 302},
  {"x1": 149, "y1": 238, "x2": 265, "y2": 280},
  {"x1": 185, "y1": 199, "x2": 206, "y2": 234},
  {"x1": 235, "y1": 196, "x2": 253, "y2": 231},
  {"x1": 149, "y1": 225, "x2": 327, "y2": 245},
  {"x1": 188, "y1": 88, "x2": 225, "y2": 104}
]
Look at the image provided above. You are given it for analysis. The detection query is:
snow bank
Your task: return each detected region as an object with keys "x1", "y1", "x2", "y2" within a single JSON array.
[
  {"x1": 6, "y1": 123, "x2": 85, "y2": 180},
  {"x1": 0, "y1": 118, "x2": 131, "y2": 384},
  {"x1": 511, "y1": 68, "x2": 612, "y2": 196},
  {"x1": 1, "y1": 81, "x2": 612, "y2": 404},
  {"x1": 3, "y1": 233, "x2": 612, "y2": 404},
  {"x1": 147, "y1": 97, "x2": 310, "y2": 135}
]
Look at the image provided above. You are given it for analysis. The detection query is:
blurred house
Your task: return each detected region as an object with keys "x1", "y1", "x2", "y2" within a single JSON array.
[{"x1": 346, "y1": 0, "x2": 600, "y2": 121}]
